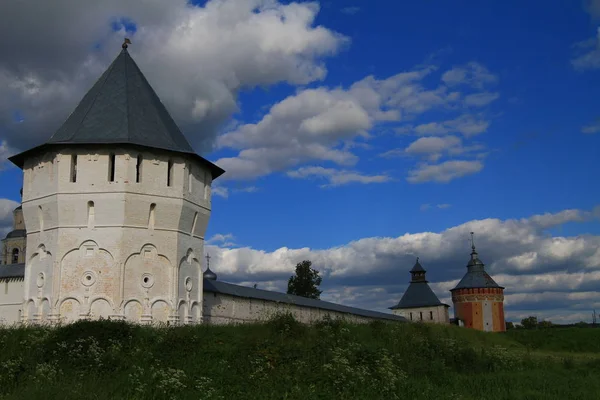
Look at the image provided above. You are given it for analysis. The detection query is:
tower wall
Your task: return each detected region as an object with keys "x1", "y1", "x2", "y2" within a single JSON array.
[
  {"x1": 20, "y1": 147, "x2": 213, "y2": 325},
  {"x1": 451, "y1": 287, "x2": 505, "y2": 332}
]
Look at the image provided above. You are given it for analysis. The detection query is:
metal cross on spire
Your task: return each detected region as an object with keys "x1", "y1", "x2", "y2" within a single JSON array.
[
  {"x1": 205, "y1": 253, "x2": 211, "y2": 269},
  {"x1": 470, "y1": 232, "x2": 476, "y2": 252}
]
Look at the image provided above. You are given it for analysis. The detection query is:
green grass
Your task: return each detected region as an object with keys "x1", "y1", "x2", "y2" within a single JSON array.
[{"x1": 0, "y1": 316, "x2": 599, "y2": 400}]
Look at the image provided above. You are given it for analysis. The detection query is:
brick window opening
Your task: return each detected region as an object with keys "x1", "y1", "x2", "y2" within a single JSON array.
[{"x1": 12, "y1": 248, "x2": 19, "y2": 264}]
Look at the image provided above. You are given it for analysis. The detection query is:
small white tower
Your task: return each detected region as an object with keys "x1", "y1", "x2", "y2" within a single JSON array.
[{"x1": 8, "y1": 39, "x2": 224, "y2": 325}]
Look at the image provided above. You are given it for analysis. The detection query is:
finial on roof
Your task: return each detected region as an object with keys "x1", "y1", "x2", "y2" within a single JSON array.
[
  {"x1": 470, "y1": 231, "x2": 476, "y2": 252},
  {"x1": 122, "y1": 38, "x2": 132, "y2": 49},
  {"x1": 416, "y1": 256, "x2": 419, "y2": 262}
]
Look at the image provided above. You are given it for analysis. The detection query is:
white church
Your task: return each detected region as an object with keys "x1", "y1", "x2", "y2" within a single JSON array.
[{"x1": 0, "y1": 41, "x2": 411, "y2": 326}]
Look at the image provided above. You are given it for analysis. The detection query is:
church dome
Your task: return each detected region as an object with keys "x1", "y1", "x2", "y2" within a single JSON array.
[{"x1": 204, "y1": 267, "x2": 217, "y2": 281}]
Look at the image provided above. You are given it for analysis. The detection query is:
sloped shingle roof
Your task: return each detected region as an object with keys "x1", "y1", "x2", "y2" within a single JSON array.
[
  {"x1": 9, "y1": 48, "x2": 224, "y2": 179},
  {"x1": 390, "y1": 281, "x2": 446, "y2": 309},
  {"x1": 0, "y1": 264, "x2": 25, "y2": 280},
  {"x1": 451, "y1": 248, "x2": 503, "y2": 291}
]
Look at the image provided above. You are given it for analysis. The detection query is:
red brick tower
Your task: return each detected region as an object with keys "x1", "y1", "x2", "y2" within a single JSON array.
[{"x1": 450, "y1": 233, "x2": 505, "y2": 332}]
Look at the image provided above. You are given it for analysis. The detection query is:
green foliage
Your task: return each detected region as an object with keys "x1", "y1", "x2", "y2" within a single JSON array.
[
  {"x1": 0, "y1": 318, "x2": 599, "y2": 399},
  {"x1": 521, "y1": 316, "x2": 538, "y2": 329},
  {"x1": 286, "y1": 260, "x2": 322, "y2": 299}
]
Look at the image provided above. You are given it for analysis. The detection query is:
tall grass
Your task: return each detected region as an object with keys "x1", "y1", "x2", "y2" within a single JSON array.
[{"x1": 0, "y1": 315, "x2": 598, "y2": 399}]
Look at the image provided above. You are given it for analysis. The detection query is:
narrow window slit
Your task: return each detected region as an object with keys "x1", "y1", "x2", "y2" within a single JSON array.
[
  {"x1": 108, "y1": 153, "x2": 116, "y2": 182},
  {"x1": 87, "y1": 201, "x2": 95, "y2": 228},
  {"x1": 136, "y1": 155, "x2": 143, "y2": 183},
  {"x1": 70, "y1": 155, "x2": 77, "y2": 182},
  {"x1": 167, "y1": 160, "x2": 173, "y2": 187},
  {"x1": 148, "y1": 203, "x2": 156, "y2": 229}
]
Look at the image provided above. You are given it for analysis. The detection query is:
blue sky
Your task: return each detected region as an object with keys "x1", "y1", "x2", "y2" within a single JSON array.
[{"x1": 1, "y1": 0, "x2": 599, "y2": 323}]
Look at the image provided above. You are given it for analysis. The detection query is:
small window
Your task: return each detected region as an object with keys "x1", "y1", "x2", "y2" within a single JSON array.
[
  {"x1": 136, "y1": 155, "x2": 143, "y2": 183},
  {"x1": 187, "y1": 164, "x2": 192, "y2": 193},
  {"x1": 430, "y1": 311, "x2": 433, "y2": 320},
  {"x1": 148, "y1": 203, "x2": 156, "y2": 229},
  {"x1": 409, "y1": 312, "x2": 413, "y2": 321},
  {"x1": 167, "y1": 160, "x2": 173, "y2": 187},
  {"x1": 87, "y1": 201, "x2": 95, "y2": 228},
  {"x1": 70, "y1": 155, "x2": 77, "y2": 182},
  {"x1": 419, "y1": 312, "x2": 423, "y2": 320},
  {"x1": 38, "y1": 206, "x2": 44, "y2": 232},
  {"x1": 108, "y1": 153, "x2": 116, "y2": 182},
  {"x1": 11, "y1": 248, "x2": 19, "y2": 264},
  {"x1": 191, "y1": 212, "x2": 198, "y2": 236}
]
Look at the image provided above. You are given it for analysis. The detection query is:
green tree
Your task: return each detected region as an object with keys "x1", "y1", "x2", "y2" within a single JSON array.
[
  {"x1": 505, "y1": 321, "x2": 515, "y2": 330},
  {"x1": 521, "y1": 316, "x2": 538, "y2": 329},
  {"x1": 287, "y1": 260, "x2": 322, "y2": 299},
  {"x1": 538, "y1": 320, "x2": 553, "y2": 329}
]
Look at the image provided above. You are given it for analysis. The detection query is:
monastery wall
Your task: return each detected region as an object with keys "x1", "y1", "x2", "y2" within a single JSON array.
[
  {"x1": 202, "y1": 292, "x2": 393, "y2": 325},
  {"x1": 391, "y1": 304, "x2": 449, "y2": 324},
  {"x1": 0, "y1": 279, "x2": 24, "y2": 324}
]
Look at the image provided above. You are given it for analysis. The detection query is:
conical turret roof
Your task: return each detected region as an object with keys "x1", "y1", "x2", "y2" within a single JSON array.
[
  {"x1": 390, "y1": 258, "x2": 447, "y2": 309},
  {"x1": 9, "y1": 45, "x2": 224, "y2": 179}
]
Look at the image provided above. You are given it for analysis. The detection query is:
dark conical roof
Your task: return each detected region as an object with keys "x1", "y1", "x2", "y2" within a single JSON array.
[
  {"x1": 9, "y1": 48, "x2": 224, "y2": 179},
  {"x1": 390, "y1": 281, "x2": 445, "y2": 309},
  {"x1": 390, "y1": 258, "x2": 448, "y2": 310},
  {"x1": 47, "y1": 48, "x2": 195, "y2": 152},
  {"x1": 451, "y1": 245, "x2": 502, "y2": 291}
]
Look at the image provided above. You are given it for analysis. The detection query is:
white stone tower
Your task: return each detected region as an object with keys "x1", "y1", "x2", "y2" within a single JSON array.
[{"x1": 8, "y1": 40, "x2": 224, "y2": 325}]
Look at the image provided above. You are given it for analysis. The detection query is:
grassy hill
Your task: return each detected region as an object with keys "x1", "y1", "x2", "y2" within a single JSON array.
[{"x1": 0, "y1": 315, "x2": 599, "y2": 400}]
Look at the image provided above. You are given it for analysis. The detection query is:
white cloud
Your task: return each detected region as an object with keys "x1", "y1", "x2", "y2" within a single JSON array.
[
  {"x1": 407, "y1": 160, "x2": 483, "y2": 183},
  {"x1": 412, "y1": 114, "x2": 490, "y2": 137},
  {"x1": 215, "y1": 64, "x2": 485, "y2": 182},
  {"x1": 212, "y1": 186, "x2": 229, "y2": 198},
  {"x1": 571, "y1": 28, "x2": 600, "y2": 71},
  {"x1": 404, "y1": 136, "x2": 463, "y2": 162},
  {"x1": 205, "y1": 205, "x2": 600, "y2": 323},
  {"x1": 464, "y1": 92, "x2": 499, "y2": 107},
  {"x1": 582, "y1": 120, "x2": 600, "y2": 134},
  {"x1": 0, "y1": 0, "x2": 346, "y2": 153},
  {"x1": 441, "y1": 62, "x2": 498, "y2": 89},
  {"x1": 287, "y1": 166, "x2": 391, "y2": 187}
]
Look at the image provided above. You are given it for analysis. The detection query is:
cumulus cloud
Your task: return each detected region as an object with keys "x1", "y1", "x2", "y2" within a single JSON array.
[
  {"x1": 464, "y1": 92, "x2": 499, "y2": 107},
  {"x1": 571, "y1": 27, "x2": 600, "y2": 71},
  {"x1": 0, "y1": 0, "x2": 346, "y2": 154},
  {"x1": 287, "y1": 166, "x2": 391, "y2": 187},
  {"x1": 441, "y1": 62, "x2": 498, "y2": 89},
  {"x1": 205, "y1": 205, "x2": 600, "y2": 323},
  {"x1": 0, "y1": 198, "x2": 19, "y2": 237},
  {"x1": 407, "y1": 160, "x2": 484, "y2": 183},
  {"x1": 0, "y1": 2, "x2": 499, "y2": 187},
  {"x1": 215, "y1": 63, "x2": 491, "y2": 181},
  {"x1": 402, "y1": 135, "x2": 484, "y2": 163},
  {"x1": 411, "y1": 114, "x2": 490, "y2": 137}
]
